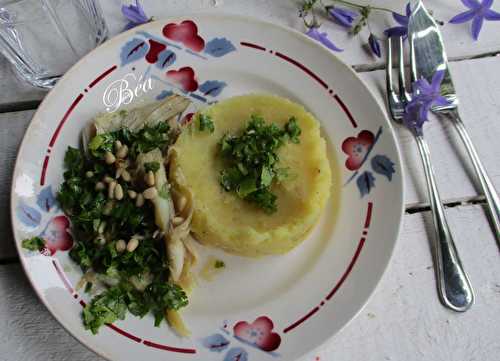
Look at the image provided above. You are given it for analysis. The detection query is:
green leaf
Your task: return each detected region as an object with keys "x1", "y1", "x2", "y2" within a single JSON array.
[
  {"x1": 260, "y1": 166, "x2": 273, "y2": 187},
  {"x1": 21, "y1": 236, "x2": 45, "y2": 251},
  {"x1": 144, "y1": 161, "x2": 160, "y2": 173},
  {"x1": 198, "y1": 114, "x2": 215, "y2": 133},
  {"x1": 214, "y1": 260, "x2": 225, "y2": 269}
]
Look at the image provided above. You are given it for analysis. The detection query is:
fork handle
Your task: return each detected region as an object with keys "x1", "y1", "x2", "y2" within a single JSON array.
[
  {"x1": 415, "y1": 135, "x2": 474, "y2": 312},
  {"x1": 445, "y1": 109, "x2": 500, "y2": 244}
]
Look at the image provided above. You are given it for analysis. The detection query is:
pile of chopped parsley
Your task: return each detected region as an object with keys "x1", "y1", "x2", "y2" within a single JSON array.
[
  {"x1": 219, "y1": 115, "x2": 301, "y2": 213},
  {"x1": 53, "y1": 122, "x2": 188, "y2": 334}
]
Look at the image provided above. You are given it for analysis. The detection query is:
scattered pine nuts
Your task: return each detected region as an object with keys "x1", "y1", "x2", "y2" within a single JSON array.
[
  {"x1": 135, "y1": 193, "x2": 145, "y2": 207},
  {"x1": 116, "y1": 239, "x2": 126, "y2": 252},
  {"x1": 103, "y1": 201, "x2": 114, "y2": 215},
  {"x1": 103, "y1": 175, "x2": 114, "y2": 183},
  {"x1": 143, "y1": 187, "x2": 158, "y2": 200},
  {"x1": 105, "y1": 151, "x2": 116, "y2": 164},
  {"x1": 114, "y1": 183, "x2": 124, "y2": 200},
  {"x1": 116, "y1": 145, "x2": 128, "y2": 159},
  {"x1": 108, "y1": 181, "x2": 117, "y2": 199},
  {"x1": 85, "y1": 171, "x2": 94, "y2": 178},
  {"x1": 121, "y1": 170, "x2": 131, "y2": 182},
  {"x1": 172, "y1": 216, "x2": 184, "y2": 226},
  {"x1": 95, "y1": 182, "x2": 105, "y2": 191},
  {"x1": 127, "y1": 190, "x2": 137, "y2": 199},
  {"x1": 145, "y1": 171, "x2": 155, "y2": 187},
  {"x1": 126, "y1": 238, "x2": 139, "y2": 252}
]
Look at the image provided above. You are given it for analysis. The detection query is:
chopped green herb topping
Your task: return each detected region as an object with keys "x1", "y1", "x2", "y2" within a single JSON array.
[
  {"x1": 198, "y1": 114, "x2": 215, "y2": 133},
  {"x1": 214, "y1": 260, "x2": 225, "y2": 269},
  {"x1": 218, "y1": 115, "x2": 301, "y2": 213},
  {"x1": 144, "y1": 161, "x2": 160, "y2": 173},
  {"x1": 21, "y1": 236, "x2": 45, "y2": 251}
]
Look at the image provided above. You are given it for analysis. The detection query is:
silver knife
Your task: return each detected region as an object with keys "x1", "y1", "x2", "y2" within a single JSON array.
[
  {"x1": 408, "y1": 0, "x2": 476, "y2": 312},
  {"x1": 409, "y1": 1, "x2": 500, "y2": 243}
]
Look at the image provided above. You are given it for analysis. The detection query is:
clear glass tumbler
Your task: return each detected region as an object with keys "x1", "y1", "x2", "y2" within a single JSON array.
[{"x1": 0, "y1": 0, "x2": 108, "y2": 88}]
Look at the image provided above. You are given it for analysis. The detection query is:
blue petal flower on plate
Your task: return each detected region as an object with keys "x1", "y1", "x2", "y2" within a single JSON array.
[
  {"x1": 224, "y1": 347, "x2": 248, "y2": 361},
  {"x1": 37, "y1": 186, "x2": 57, "y2": 212},
  {"x1": 201, "y1": 333, "x2": 230, "y2": 352},
  {"x1": 371, "y1": 155, "x2": 395, "y2": 181},
  {"x1": 156, "y1": 90, "x2": 174, "y2": 100},
  {"x1": 155, "y1": 49, "x2": 176, "y2": 69},
  {"x1": 204, "y1": 38, "x2": 236, "y2": 57},
  {"x1": 356, "y1": 171, "x2": 375, "y2": 197},
  {"x1": 17, "y1": 202, "x2": 42, "y2": 228},
  {"x1": 120, "y1": 38, "x2": 149, "y2": 66},
  {"x1": 199, "y1": 80, "x2": 227, "y2": 97}
]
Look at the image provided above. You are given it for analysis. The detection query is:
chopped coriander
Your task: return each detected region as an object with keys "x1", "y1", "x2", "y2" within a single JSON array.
[
  {"x1": 158, "y1": 183, "x2": 170, "y2": 199},
  {"x1": 84, "y1": 282, "x2": 93, "y2": 294},
  {"x1": 214, "y1": 260, "x2": 225, "y2": 269},
  {"x1": 21, "y1": 236, "x2": 45, "y2": 251},
  {"x1": 198, "y1": 114, "x2": 215, "y2": 133},
  {"x1": 218, "y1": 115, "x2": 301, "y2": 213},
  {"x1": 83, "y1": 286, "x2": 127, "y2": 334},
  {"x1": 144, "y1": 161, "x2": 160, "y2": 173}
]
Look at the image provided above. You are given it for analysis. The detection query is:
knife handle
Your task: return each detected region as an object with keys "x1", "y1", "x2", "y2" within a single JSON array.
[
  {"x1": 445, "y1": 109, "x2": 500, "y2": 244},
  {"x1": 415, "y1": 135, "x2": 474, "y2": 312}
]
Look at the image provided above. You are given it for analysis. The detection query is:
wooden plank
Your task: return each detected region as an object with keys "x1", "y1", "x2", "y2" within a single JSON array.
[
  {"x1": 0, "y1": 110, "x2": 33, "y2": 260},
  {"x1": 317, "y1": 204, "x2": 500, "y2": 361},
  {"x1": 0, "y1": 204, "x2": 497, "y2": 361},
  {"x1": 1, "y1": 0, "x2": 500, "y2": 108}
]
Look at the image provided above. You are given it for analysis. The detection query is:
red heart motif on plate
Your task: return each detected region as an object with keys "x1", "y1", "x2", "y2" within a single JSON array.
[
  {"x1": 41, "y1": 215, "x2": 73, "y2": 255},
  {"x1": 341, "y1": 130, "x2": 375, "y2": 171},
  {"x1": 163, "y1": 20, "x2": 205, "y2": 52},
  {"x1": 145, "y1": 39, "x2": 167, "y2": 64},
  {"x1": 166, "y1": 67, "x2": 198, "y2": 92},
  {"x1": 233, "y1": 316, "x2": 281, "y2": 352}
]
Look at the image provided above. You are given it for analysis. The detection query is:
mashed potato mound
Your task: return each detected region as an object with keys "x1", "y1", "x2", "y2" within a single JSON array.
[{"x1": 170, "y1": 94, "x2": 332, "y2": 257}]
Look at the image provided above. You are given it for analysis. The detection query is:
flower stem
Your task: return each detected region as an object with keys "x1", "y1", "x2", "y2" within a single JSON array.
[{"x1": 331, "y1": 0, "x2": 394, "y2": 13}]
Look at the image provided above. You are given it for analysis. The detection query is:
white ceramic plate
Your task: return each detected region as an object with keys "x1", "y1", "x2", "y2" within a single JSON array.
[{"x1": 11, "y1": 15, "x2": 404, "y2": 361}]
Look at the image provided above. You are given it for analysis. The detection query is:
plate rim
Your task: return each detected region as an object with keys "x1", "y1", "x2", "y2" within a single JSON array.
[{"x1": 10, "y1": 13, "x2": 406, "y2": 361}]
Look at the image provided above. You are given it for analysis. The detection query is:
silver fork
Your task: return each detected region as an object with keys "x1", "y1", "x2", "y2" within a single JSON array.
[{"x1": 386, "y1": 36, "x2": 474, "y2": 312}]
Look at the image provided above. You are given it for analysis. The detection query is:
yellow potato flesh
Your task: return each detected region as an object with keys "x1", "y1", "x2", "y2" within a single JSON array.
[{"x1": 171, "y1": 94, "x2": 332, "y2": 257}]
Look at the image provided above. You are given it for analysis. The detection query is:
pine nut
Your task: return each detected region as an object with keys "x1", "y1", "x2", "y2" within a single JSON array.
[
  {"x1": 143, "y1": 187, "x2": 158, "y2": 200},
  {"x1": 121, "y1": 170, "x2": 131, "y2": 182},
  {"x1": 153, "y1": 229, "x2": 160, "y2": 238},
  {"x1": 103, "y1": 201, "x2": 114, "y2": 215},
  {"x1": 105, "y1": 151, "x2": 116, "y2": 164},
  {"x1": 126, "y1": 238, "x2": 139, "y2": 252},
  {"x1": 85, "y1": 171, "x2": 94, "y2": 178},
  {"x1": 98, "y1": 221, "x2": 106, "y2": 234},
  {"x1": 103, "y1": 175, "x2": 114, "y2": 184},
  {"x1": 116, "y1": 239, "x2": 126, "y2": 252},
  {"x1": 176, "y1": 196, "x2": 187, "y2": 213},
  {"x1": 116, "y1": 145, "x2": 128, "y2": 159},
  {"x1": 114, "y1": 183, "x2": 124, "y2": 200},
  {"x1": 114, "y1": 140, "x2": 122, "y2": 151},
  {"x1": 135, "y1": 193, "x2": 145, "y2": 207},
  {"x1": 145, "y1": 171, "x2": 155, "y2": 187},
  {"x1": 108, "y1": 181, "x2": 117, "y2": 199},
  {"x1": 95, "y1": 236, "x2": 106, "y2": 246},
  {"x1": 95, "y1": 182, "x2": 105, "y2": 191},
  {"x1": 172, "y1": 216, "x2": 184, "y2": 226},
  {"x1": 127, "y1": 190, "x2": 137, "y2": 199},
  {"x1": 115, "y1": 167, "x2": 123, "y2": 179}
]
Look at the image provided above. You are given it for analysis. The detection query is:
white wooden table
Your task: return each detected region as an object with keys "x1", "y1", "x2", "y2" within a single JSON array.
[{"x1": 1, "y1": 1, "x2": 499, "y2": 360}]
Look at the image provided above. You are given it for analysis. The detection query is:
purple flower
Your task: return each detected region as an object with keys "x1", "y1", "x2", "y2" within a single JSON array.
[
  {"x1": 328, "y1": 6, "x2": 358, "y2": 28},
  {"x1": 122, "y1": 0, "x2": 151, "y2": 30},
  {"x1": 403, "y1": 70, "x2": 451, "y2": 134},
  {"x1": 384, "y1": 3, "x2": 411, "y2": 37},
  {"x1": 306, "y1": 27, "x2": 343, "y2": 52},
  {"x1": 368, "y1": 34, "x2": 381, "y2": 57},
  {"x1": 449, "y1": 0, "x2": 500, "y2": 40}
]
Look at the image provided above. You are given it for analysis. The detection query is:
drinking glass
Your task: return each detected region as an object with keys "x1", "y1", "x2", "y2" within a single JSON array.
[{"x1": 0, "y1": 0, "x2": 108, "y2": 88}]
